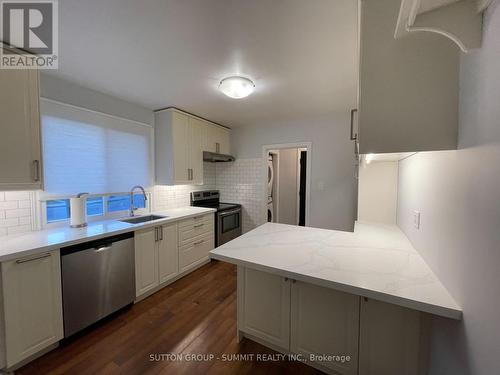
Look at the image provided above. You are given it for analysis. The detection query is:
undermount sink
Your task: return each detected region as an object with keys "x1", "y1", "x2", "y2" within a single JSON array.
[{"x1": 119, "y1": 215, "x2": 167, "y2": 224}]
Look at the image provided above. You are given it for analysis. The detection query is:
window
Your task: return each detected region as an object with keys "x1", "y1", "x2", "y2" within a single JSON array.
[
  {"x1": 108, "y1": 194, "x2": 145, "y2": 212},
  {"x1": 87, "y1": 197, "x2": 104, "y2": 216},
  {"x1": 45, "y1": 194, "x2": 146, "y2": 224},
  {"x1": 40, "y1": 99, "x2": 153, "y2": 195},
  {"x1": 46, "y1": 199, "x2": 70, "y2": 222}
]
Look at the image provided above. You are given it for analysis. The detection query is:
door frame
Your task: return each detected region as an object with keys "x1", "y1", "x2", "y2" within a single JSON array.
[{"x1": 262, "y1": 142, "x2": 312, "y2": 227}]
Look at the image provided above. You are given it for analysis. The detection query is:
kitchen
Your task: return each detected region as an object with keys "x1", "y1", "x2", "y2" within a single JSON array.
[{"x1": 0, "y1": 0, "x2": 499, "y2": 374}]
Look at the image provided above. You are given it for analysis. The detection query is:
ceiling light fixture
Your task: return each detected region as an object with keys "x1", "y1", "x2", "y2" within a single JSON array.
[{"x1": 218, "y1": 76, "x2": 255, "y2": 99}]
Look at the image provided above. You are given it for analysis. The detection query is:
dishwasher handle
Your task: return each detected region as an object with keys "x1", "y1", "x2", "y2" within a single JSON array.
[{"x1": 94, "y1": 245, "x2": 112, "y2": 253}]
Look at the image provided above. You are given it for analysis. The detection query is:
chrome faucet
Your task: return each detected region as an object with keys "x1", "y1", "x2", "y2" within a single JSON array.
[{"x1": 129, "y1": 185, "x2": 148, "y2": 217}]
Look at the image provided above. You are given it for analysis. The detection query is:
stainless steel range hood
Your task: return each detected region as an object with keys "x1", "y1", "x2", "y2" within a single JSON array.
[{"x1": 203, "y1": 151, "x2": 235, "y2": 162}]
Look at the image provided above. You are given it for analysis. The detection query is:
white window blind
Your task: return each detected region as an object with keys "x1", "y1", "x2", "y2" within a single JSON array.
[{"x1": 40, "y1": 99, "x2": 153, "y2": 195}]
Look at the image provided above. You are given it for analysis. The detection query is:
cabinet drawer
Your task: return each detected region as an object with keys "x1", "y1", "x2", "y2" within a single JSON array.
[
  {"x1": 178, "y1": 213, "x2": 213, "y2": 229},
  {"x1": 178, "y1": 215, "x2": 214, "y2": 245},
  {"x1": 179, "y1": 233, "x2": 214, "y2": 272}
]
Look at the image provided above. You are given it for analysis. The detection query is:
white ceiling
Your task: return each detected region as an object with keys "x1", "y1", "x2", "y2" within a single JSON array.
[{"x1": 47, "y1": 0, "x2": 358, "y2": 127}]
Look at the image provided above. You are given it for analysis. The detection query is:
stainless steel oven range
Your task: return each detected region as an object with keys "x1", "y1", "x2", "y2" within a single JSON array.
[{"x1": 190, "y1": 190, "x2": 242, "y2": 246}]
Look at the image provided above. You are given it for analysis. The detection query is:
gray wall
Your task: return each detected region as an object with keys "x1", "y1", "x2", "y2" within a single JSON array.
[
  {"x1": 397, "y1": 4, "x2": 500, "y2": 374},
  {"x1": 277, "y1": 148, "x2": 298, "y2": 225},
  {"x1": 231, "y1": 112, "x2": 357, "y2": 231},
  {"x1": 40, "y1": 74, "x2": 154, "y2": 125}
]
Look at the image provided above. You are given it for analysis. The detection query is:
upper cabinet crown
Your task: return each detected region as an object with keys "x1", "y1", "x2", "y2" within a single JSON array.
[
  {"x1": 155, "y1": 109, "x2": 231, "y2": 185},
  {"x1": 0, "y1": 46, "x2": 43, "y2": 190},
  {"x1": 357, "y1": 0, "x2": 461, "y2": 154}
]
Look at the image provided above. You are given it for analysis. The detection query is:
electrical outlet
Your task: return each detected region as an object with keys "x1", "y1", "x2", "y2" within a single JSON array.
[{"x1": 413, "y1": 211, "x2": 421, "y2": 229}]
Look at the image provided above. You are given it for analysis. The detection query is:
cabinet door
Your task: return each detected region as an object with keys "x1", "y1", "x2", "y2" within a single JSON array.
[
  {"x1": 0, "y1": 67, "x2": 42, "y2": 190},
  {"x1": 178, "y1": 234, "x2": 213, "y2": 273},
  {"x1": 171, "y1": 111, "x2": 191, "y2": 184},
  {"x1": 1, "y1": 251, "x2": 63, "y2": 368},
  {"x1": 202, "y1": 122, "x2": 217, "y2": 153},
  {"x1": 359, "y1": 298, "x2": 429, "y2": 375},
  {"x1": 134, "y1": 228, "x2": 159, "y2": 297},
  {"x1": 189, "y1": 117, "x2": 204, "y2": 184},
  {"x1": 217, "y1": 127, "x2": 230, "y2": 154},
  {"x1": 158, "y1": 223, "x2": 178, "y2": 284},
  {"x1": 358, "y1": 0, "x2": 458, "y2": 153},
  {"x1": 290, "y1": 281, "x2": 360, "y2": 375},
  {"x1": 238, "y1": 267, "x2": 290, "y2": 351}
]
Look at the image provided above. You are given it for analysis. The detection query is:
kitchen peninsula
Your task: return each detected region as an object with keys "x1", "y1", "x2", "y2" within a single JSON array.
[{"x1": 210, "y1": 222, "x2": 461, "y2": 375}]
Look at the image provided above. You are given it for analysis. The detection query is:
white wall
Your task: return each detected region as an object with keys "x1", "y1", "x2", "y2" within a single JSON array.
[
  {"x1": 397, "y1": 4, "x2": 500, "y2": 374},
  {"x1": 277, "y1": 148, "x2": 298, "y2": 225},
  {"x1": 358, "y1": 161, "x2": 398, "y2": 224},
  {"x1": 231, "y1": 112, "x2": 357, "y2": 231}
]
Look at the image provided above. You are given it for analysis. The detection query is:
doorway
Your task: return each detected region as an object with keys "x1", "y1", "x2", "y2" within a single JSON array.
[{"x1": 263, "y1": 143, "x2": 311, "y2": 227}]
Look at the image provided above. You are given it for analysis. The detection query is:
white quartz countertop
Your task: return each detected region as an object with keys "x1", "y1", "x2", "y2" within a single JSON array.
[
  {"x1": 210, "y1": 221, "x2": 461, "y2": 320},
  {"x1": 0, "y1": 207, "x2": 215, "y2": 262}
]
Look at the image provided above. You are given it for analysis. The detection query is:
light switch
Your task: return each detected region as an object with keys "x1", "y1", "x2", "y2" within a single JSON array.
[{"x1": 413, "y1": 211, "x2": 421, "y2": 229}]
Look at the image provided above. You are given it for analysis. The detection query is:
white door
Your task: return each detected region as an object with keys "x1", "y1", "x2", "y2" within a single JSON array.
[
  {"x1": 158, "y1": 223, "x2": 179, "y2": 284},
  {"x1": 171, "y1": 111, "x2": 191, "y2": 184},
  {"x1": 0, "y1": 67, "x2": 42, "y2": 190},
  {"x1": 1, "y1": 251, "x2": 63, "y2": 368},
  {"x1": 238, "y1": 267, "x2": 291, "y2": 351},
  {"x1": 359, "y1": 298, "x2": 427, "y2": 375},
  {"x1": 290, "y1": 281, "x2": 360, "y2": 375},
  {"x1": 134, "y1": 227, "x2": 159, "y2": 297}
]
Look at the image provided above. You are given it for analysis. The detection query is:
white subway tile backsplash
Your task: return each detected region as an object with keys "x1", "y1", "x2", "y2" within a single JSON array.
[
  {"x1": 0, "y1": 191, "x2": 34, "y2": 237},
  {"x1": 7, "y1": 224, "x2": 32, "y2": 235},
  {"x1": 216, "y1": 158, "x2": 266, "y2": 233},
  {"x1": 4, "y1": 191, "x2": 30, "y2": 201},
  {"x1": 0, "y1": 201, "x2": 18, "y2": 210},
  {"x1": 5, "y1": 208, "x2": 31, "y2": 219},
  {"x1": 18, "y1": 200, "x2": 31, "y2": 209},
  {"x1": 153, "y1": 162, "x2": 216, "y2": 211},
  {"x1": 0, "y1": 218, "x2": 20, "y2": 228}
]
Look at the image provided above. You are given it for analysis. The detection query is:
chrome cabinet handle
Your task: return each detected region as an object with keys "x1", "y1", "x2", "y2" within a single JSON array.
[
  {"x1": 33, "y1": 160, "x2": 40, "y2": 182},
  {"x1": 216, "y1": 142, "x2": 220, "y2": 153},
  {"x1": 154, "y1": 227, "x2": 158, "y2": 242},
  {"x1": 194, "y1": 223, "x2": 204, "y2": 228},
  {"x1": 193, "y1": 240, "x2": 204, "y2": 246},
  {"x1": 16, "y1": 253, "x2": 51, "y2": 264},
  {"x1": 160, "y1": 226, "x2": 163, "y2": 241},
  {"x1": 350, "y1": 109, "x2": 358, "y2": 141}
]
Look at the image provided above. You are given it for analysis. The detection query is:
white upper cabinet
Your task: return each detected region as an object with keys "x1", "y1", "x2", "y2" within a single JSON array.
[
  {"x1": 204, "y1": 123, "x2": 230, "y2": 154},
  {"x1": 357, "y1": 0, "x2": 459, "y2": 154},
  {"x1": 0, "y1": 48, "x2": 43, "y2": 190},
  {"x1": 155, "y1": 109, "x2": 231, "y2": 185}
]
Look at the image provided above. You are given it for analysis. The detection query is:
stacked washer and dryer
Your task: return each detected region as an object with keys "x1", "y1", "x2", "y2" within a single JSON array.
[{"x1": 267, "y1": 154, "x2": 275, "y2": 222}]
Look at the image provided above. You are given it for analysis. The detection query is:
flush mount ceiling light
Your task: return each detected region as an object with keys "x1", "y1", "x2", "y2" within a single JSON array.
[{"x1": 218, "y1": 76, "x2": 255, "y2": 99}]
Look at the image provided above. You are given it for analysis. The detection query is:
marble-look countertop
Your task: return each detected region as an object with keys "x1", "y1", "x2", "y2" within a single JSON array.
[
  {"x1": 210, "y1": 221, "x2": 461, "y2": 320},
  {"x1": 0, "y1": 207, "x2": 215, "y2": 262}
]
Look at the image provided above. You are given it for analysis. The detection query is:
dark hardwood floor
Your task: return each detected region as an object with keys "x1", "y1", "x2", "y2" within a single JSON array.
[{"x1": 17, "y1": 261, "x2": 323, "y2": 375}]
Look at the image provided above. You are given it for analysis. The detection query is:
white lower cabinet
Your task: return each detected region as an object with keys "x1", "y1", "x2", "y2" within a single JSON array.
[
  {"x1": 1, "y1": 251, "x2": 63, "y2": 368},
  {"x1": 238, "y1": 267, "x2": 291, "y2": 350},
  {"x1": 158, "y1": 223, "x2": 178, "y2": 284},
  {"x1": 135, "y1": 215, "x2": 214, "y2": 299},
  {"x1": 359, "y1": 298, "x2": 429, "y2": 375},
  {"x1": 238, "y1": 267, "x2": 429, "y2": 375},
  {"x1": 135, "y1": 223, "x2": 180, "y2": 298},
  {"x1": 290, "y1": 281, "x2": 360, "y2": 375},
  {"x1": 135, "y1": 227, "x2": 160, "y2": 297}
]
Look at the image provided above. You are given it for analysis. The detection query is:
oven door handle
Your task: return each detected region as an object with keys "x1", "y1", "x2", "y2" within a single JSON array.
[{"x1": 219, "y1": 209, "x2": 241, "y2": 217}]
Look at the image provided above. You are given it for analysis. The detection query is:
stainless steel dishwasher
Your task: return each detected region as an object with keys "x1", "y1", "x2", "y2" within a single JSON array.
[{"x1": 61, "y1": 232, "x2": 135, "y2": 337}]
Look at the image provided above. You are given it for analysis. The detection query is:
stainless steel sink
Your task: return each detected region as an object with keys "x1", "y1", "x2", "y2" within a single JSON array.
[{"x1": 119, "y1": 215, "x2": 167, "y2": 224}]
